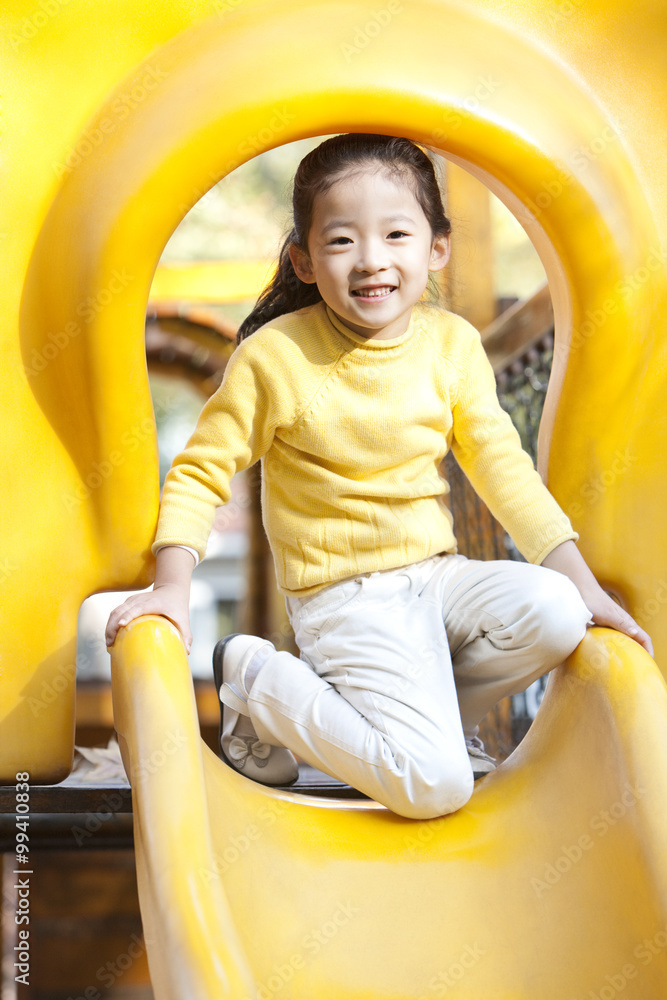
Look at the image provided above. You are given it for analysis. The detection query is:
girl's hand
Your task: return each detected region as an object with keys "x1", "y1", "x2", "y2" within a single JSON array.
[
  {"x1": 105, "y1": 545, "x2": 197, "y2": 652},
  {"x1": 542, "y1": 540, "x2": 653, "y2": 657},
  {"x1": 577, "y1": 583, "x2": 653, "y2": 657},
  {"x1": 105, "y1": 584, "x2": 192, "y2": 652}
]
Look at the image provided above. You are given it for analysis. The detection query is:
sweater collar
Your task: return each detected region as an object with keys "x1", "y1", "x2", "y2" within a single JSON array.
[{"x1": 324, "y1": 303, "x2": 418, "y2": 349}]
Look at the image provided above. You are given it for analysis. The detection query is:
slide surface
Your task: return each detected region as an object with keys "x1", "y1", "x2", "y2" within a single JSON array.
[{"x1": 111, "y1": 618, "x2": 667, "y2": 999}]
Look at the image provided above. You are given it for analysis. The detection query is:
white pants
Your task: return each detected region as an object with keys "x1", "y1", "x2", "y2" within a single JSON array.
[{"x1": 247, "y1": 554, "x2": 591, "y2": 819}]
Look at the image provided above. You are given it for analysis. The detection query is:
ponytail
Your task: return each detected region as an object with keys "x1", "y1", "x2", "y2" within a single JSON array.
[{"x1": 236, "y1": 229, "x2": 322, "y2": 343}]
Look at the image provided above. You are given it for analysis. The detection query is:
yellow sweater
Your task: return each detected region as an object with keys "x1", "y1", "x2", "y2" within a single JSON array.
[{"x1": 153, "y1": 300, "x2": 576, "y2": 596}]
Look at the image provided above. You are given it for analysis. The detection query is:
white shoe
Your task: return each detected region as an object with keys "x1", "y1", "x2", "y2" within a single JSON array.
[
  {"x1": 212, "y1": 634, "x2": 299, "y2": 786},
  {"x1": 466, "y1": 736, "x2": 496, "y2": 778}
]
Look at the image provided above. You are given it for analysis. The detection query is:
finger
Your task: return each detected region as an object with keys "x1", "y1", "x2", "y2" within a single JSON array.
[
  {"x1": 604, "y1": 610, "x2": 653, "y2": 657},
  {"x1": 105, "y1": 615, "x2": 129, "y2": 647},
  {"x1": 159, "y1": 614, "x2": 192, "y2": 653},
  {"x1": 105, "y1": 613, "x2": 122, "y2": 646},
  {"x1": 180, "y1": 626, "x2": 193, "y2": 653},
  {"x1": 625, "y1": 623, "x2": 654, "y2": 657},
  {"x1": 106, "y1": 601, "x2": 132, "y2": 629},
  {"x1": 614, "y1": 609, "x2": 652, "y2": 654},
  {"x1": 105, "y1": 605, "x2": 141, "y2": 646}
]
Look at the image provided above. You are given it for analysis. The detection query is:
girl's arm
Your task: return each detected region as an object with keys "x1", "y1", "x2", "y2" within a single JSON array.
[
  {"x1": 106, "y1": 332, "x2": 294, "y2": 651},
  {"x1": 450, "y1": 325, "x2": 578, "y2": 566},
  {"x1": 448, "y1": 322, "x2": 653, "y2": 657},
  {"x1": 105, "y1": 545, "x2": 196, "y2": 651},
  {"x1": 541, "y1": 539, "x2": 653, "y2": 656}
]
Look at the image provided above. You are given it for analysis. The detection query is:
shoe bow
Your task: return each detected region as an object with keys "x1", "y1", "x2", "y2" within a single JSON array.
[{"x1": 226, "y1": 735, "x2": 271, "y2": 768}]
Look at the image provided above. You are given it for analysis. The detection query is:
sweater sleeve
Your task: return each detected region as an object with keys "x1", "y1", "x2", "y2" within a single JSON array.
[
  {"x1": 449, "y1": 322, "x2": 577, "y2": 564},
  {"x1": 152, "y1": 337, "x2": 294, "y2": 562}
]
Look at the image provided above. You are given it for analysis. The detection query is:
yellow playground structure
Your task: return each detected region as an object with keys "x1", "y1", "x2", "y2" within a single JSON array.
[{"x1": 2, "y1": 0, "x2": 667, "y2": 996}]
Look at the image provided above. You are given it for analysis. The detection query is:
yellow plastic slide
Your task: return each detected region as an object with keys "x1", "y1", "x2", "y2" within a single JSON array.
[
  {"x1": 111, "y1": 619, "x2": 667, "y2": 999},
  {"x1": 2, "y1": 0, "x2": 667, "y2": 995}
]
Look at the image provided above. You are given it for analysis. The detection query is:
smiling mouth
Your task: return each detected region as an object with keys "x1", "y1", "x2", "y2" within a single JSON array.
[{"x1": 350, "y1": 285, "x2": 396, "y2": 299}]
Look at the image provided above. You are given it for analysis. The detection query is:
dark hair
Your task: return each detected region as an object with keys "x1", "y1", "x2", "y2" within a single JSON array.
[{"x1": 236, "y1": 133, "x2": 451, "y2": 342}]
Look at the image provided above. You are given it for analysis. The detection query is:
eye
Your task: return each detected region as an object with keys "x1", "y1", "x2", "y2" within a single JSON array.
[
  {"x1": 387, "y1": 230, "x2": 409, "y2": 239},
  {"x1": 328, "y1": 236, "x2": 353, "y2": 246}
]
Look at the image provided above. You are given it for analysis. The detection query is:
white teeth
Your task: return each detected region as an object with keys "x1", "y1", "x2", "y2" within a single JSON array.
[{"x1": 353, "y1": 287, "x2": 394, "y2": 298}]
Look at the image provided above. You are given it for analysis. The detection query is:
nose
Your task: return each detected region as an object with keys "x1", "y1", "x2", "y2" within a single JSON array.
[{"x1": 353, "y1": 236, "x2": 390, "y2": 274}]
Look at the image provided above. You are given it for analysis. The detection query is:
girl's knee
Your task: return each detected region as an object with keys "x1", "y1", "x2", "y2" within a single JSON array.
[
  {"x1": 387, "y1": 758, "x2": 474, "y2": 820},
  {"x1": 534, "y1": 569, "x2": 591, "y2": 659}
]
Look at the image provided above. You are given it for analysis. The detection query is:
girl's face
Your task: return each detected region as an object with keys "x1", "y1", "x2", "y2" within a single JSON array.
[{"x1": 289, "y1": 168, "x2": 450, "y2": 341}]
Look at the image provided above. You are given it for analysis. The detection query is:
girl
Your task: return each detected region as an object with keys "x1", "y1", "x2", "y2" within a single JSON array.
[{"x1": 106, "y1": 134, "x2": 652, "y2": 820}]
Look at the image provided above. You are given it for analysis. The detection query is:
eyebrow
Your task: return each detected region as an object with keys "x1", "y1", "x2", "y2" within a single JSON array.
[{"x1": 321, "y1": 215, "x2": 416, "y2": 235}]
